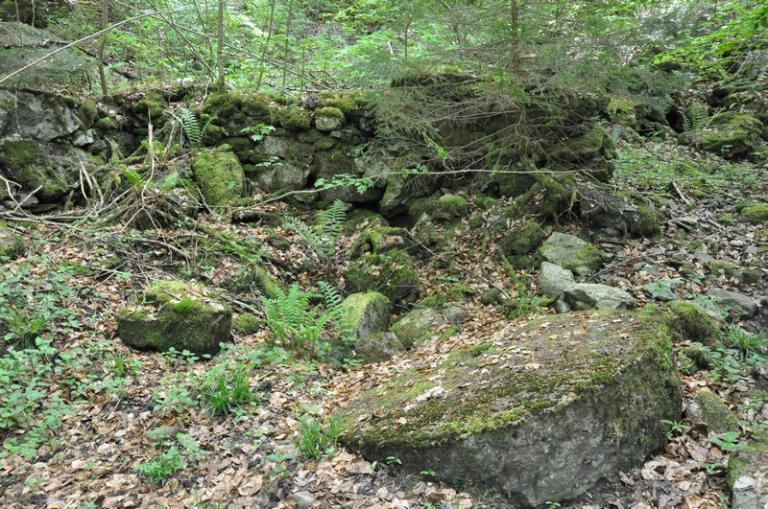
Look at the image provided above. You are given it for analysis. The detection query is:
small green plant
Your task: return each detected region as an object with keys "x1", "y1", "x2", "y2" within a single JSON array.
[
  {"x1": 314, "y1": 173, "x2": 376, "y2": 196},
  {"x1": 660, "y1": 419, "x2": 692, "y2": 439},
  {"x1": 708, "y1": 431, "x2": 744, "y2": 453},
  {"x1": 725, "y1": 327, "x2": 767, "y2": 360},
  {"x1": 385, "y1": 455, "x2": 402, "y2": 466},
  {"x1": 135, "y1": 446, "x2": 186, "y2": 484},
  {"x1": 199, "y1": 364, "x2": 255, "y2": 416},
  {"x1": 545, "y1": 501, "x2": 562, "y2": 509},
  {"x1": 283, "y1": 200, "x2": 349, "y2": 259},
  {"x1": 241, "y1": 123, "x2": 275, "y2": 142},
  {"x1": 296, "y1": 415, "x2": 342, "y2": 459}
]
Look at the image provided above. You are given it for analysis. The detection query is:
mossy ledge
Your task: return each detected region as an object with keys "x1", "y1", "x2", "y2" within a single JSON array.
[{"x1": 335, "y1": 310, "x2": 682, "y2": 507}]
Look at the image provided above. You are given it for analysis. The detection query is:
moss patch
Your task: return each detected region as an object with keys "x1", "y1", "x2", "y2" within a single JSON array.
[
  {"x1": 191, "y1": 145, "x2": 246, "y2": 207},
  {"x1": 666, "y1": 300, "x2": 720, "y2": 345},
  {"x1": 741, "y1": 203, "x2": 768, "y2": 224},
  {"x1": 336, "y1": 310, "x2": 679, "y2": 452}
]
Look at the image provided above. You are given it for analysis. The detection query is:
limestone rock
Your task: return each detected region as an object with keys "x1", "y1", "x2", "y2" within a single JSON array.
[
  {"x1": 356, "y1": 332, "x2": 404, "y2": 363},
  {"x1": 0, "y1": 89, "x2": 83, "y2": 141},
  {"x1": 698, "y1": 112, "x2": 763, "y2": 159},
  {"x1": 0, "y1": 139, "x2": 98, "y2": 203},
  {"x1": 729, "y1": 442, "x2": 768, "y2": 509},
  {"x1": 687, "y1": 390, "x2": 740, "y2": 434},
  {"x1": 565, "y1": 283, "x2": 636, "y2": 310},
  {"x1": 340, "y1": 292, "x2": 392, "y2": 340},
  {"x1": 539, "y1": 261, "x2": 577, "y2": 297},
  {"x1": 540, "y1": 232, "x2": 601, "y2": 275},
  {"x1": 390, "y1": 304, "x2": 467, "y2": 348},
  {"x1": 117, "y1": 280, "x2": 232, "y2": 356},
  {"x1": 707, "y1": 288, "x2": 759, "y2": 319},
  {"x1": 335, "y1": 311, "x2": 682, "y2": 508},
  {"x1": 315, "y1": 107, "x2": 345, "y2": 132}
]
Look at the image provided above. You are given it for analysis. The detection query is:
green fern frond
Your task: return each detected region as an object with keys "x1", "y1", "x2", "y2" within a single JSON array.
[
  {"x1": 178, "y1": 108, "x2": 202, "y2": 146},
  {"x1": 284, "y1": 201, "x2": 349, "y2": 258}
]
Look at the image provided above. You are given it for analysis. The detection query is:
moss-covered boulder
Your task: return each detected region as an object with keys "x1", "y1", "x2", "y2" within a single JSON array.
[
  {"x1": 0, "y1": 139, "x2": 98, "y2": 203},
  {"x1": 191, "y1": 145, "x2": 245, "y2": 207},
  {"x1": 0, "y1": 224, "x2": 24, "y2": 259},
  {"x1": 499, "y1": 219, "x2": 545, "y2": 257},
  {"x1": 355, "y1": 332, "x2": 404, "y2": 363},
  {"x1": 666, "y1": 300, "x2": 720, "y2": 345},
  {"x1": 548, "y1": 124, "x2": 616, "y2": 179},
  {"x1": 335, "y1": 311, "x2": 681, "y2": 507},
  {"x1": 315, "y1": 106, "x2": 345, "y2": 132},
  {"x1": 346, "y1": 249, "x2": 420, "y2": 303},
  {"x1": 698, "y1": 112, "x2": 764, "y2": 159},
  {"x1": 232, "y1": 313, "x2": 261, "y2": 335},
  {"x1": 408, "y1": 193, "x2": 469, "y2": 223},
  {"x1": 340, "y1": 292, "x2": 392, "y2": 340},
  {"x1": 540, "y1": 232, "x2": 601, "y2": 276},
  {"x1": 741, "y1": 203, "x2": 768, "y2": 224},
  {"x1": 688, "y1": 390, "x2": 740, "y2": 434},
  {"x1": 350, "y1": 226, "x2": 408, "y2": 258},
  {"x1": 117, "y1": 280, "x2": 232, "y2": 356},
  {"x1": 390, "y1": 304, "x2": 467, "y2": 348}
]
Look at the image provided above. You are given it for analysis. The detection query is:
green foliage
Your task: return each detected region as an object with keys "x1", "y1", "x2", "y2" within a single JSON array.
[
  {"x1": 260, "y1": 282, "x2": 348, "y2": 357},
  {"x1": 725, "y1": 327, "x2": 768, "y2": 360},
  {"x1": 135, "y1": 446, "x2": 186, "y2": 484},
  {"x1": 178, "y1": 108, "x2": 202, "y2": 146},
  {"x1": 283, "y1": 200, "x2": 349, "y2": 258},
  {"x1": 241, "y1": 123, "x2": 275, "y2": 143},
  {"x1": 199, "y1": 363, "x2": 256, "y2": 416},
  {"x1": 314, "y1": 173, "x2": 376, "y2": 196},
  {"x1": 296, "y1": 415, "x2": 342, "y2": 459}
]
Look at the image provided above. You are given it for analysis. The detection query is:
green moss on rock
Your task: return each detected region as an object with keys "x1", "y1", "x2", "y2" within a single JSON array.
[
  {"x1": 0, "y1": 225, "x2": 24, "y2": 259},
  {"x1": 335, "y1": 311, "x2": 681, "y2": 507},
  {"x1": 692, "y1": 390, "x2": 740, "y2": 434},
  {"x1": 316, "y1": 106, "x2": 345, "y2": 119},
  {"x1": 340, "y1": 292, "x2": 392, "y2": 340},
  {"x1": 698, "y1": 112, "x2": 764, "y2": 158},
  {"x1": 350, "y1": 226, "x2": 408, "y2": 258},
  {"x1": 191, "y1": 145, "x2": 245, "y2": 207},
  {"x1": 741, "y1": 203, "x2": 768, "y2": 224},
  {"x1": 500, "y1": 219, "x2": 545, "y2": 257},
  {"x1": 233, "y1": 313, "x2": 261, "y2": 335},
  {"x1": 631, "y1": 205, "x2": 662, "y2": 236},
  {"x1": 346, "y1": 248, "x2": 420, "y2": 303},
  {"x1": 667, "y1": 300, "x2": 720, "y2": 345}
]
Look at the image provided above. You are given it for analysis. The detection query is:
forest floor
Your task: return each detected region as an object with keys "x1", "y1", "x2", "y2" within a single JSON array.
[{"x1": 0, "y1": 139, "x2": 766, "y2": 509}]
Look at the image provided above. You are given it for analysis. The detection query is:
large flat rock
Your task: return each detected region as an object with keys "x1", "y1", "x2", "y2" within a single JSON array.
[{"x1": 335, "y1": 311, "x2": 682, "y2": 507}]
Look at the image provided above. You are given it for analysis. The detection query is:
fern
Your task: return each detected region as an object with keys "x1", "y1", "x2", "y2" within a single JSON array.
[
  {"x1": 682, "y1": 102, "x2": 709, "y2": 133},
  {"x1": 261, "y1": 282, "x2": 350, "y2": 358},
  {"x1": 178, "y1": 108, "x2": 202, "y2": 146},
  {"x1": 284, "y1": 200, "x2": 349, "y2": 258}
]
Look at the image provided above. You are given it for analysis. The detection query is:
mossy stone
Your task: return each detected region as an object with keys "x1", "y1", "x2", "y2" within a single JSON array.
[
  {"x1": 432, "y1": 194, "x2": 469, "y2": 221},
  {"x1": 741, "y1": 203, "x2": 768, "y2": 224},
  {"x1": 350, "y1": 226, "x2": 408, "y2": 258},
  {"x1": 631, "y1": 205, "x2": 662, "y2": 236},
  {"x1": 480, "y1": 288, "x2": 505, "y2": 306},
  {"x1": 692, "y1": 390, "x2": 740, "y2": 434},
  {"x1": 191, "y1": 145, "x2": 245, "y2": 207},
  {"x1": 346, "y1": 248, "x2": 420, "y2": 304},
  {"x1": 335, "y1": 311, "x2": 681, "y2": 508},
  {"x1": 0, "y1": 225, "x2": 24, "y2": 259},
  {"x1": 78, "y1": 99, "x2": 98, "y2": 126},
  {"x1": 666, "y1": 300, "x2": 720, "y2": 345},
  {"x1": 539, "y1": 232, "x2": 601, "y2": 276},
  {"x1": 339, "y1": 292, "x2": 392, "y2": 340},
  {"x1": 233, "y1": 313, "x2": 261, "y2": 335},
  {"x1": 500, "y1": 219, "x2": 545, "y2": 257},
  {"x1": 698, "y1": 112, "x2": 763, "y2": 158}
]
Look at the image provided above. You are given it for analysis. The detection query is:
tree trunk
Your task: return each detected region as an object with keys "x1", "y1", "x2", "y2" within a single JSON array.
[
  {"x1": 217, "y1": 0, "x2": 226, "y2": 93},
  {"x1": 98, "y1": 0, "x2": 110, "y2": 98},
  {"x1": 510, "y1": 0, "x2": 521, "y2": 75}
]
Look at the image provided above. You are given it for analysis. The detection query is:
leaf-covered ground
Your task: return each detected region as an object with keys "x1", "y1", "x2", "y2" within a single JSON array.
[{"x1": 1, "y1": 140, "x2": 766, "y2": 509}]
